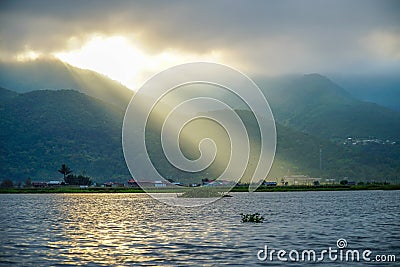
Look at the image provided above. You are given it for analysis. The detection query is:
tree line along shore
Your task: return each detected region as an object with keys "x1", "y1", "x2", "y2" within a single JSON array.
[
  {"x1": 0, "y1": 183, "x2": 398, "y2": 194},
  {"x1": 1, "y1": 164, "x2": 398, "y2": 194}
]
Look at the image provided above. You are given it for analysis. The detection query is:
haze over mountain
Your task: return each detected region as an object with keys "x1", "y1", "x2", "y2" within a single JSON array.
[
  {"x1": 1, "y1": 60, "x2": 399, "y2": 183},
  {"x1": 331, "y1": 74, "x2": 400, "y2": 112},
  {"x1": 1, "y1": 59, "x2": 398, "y2": 114},
  {"x1": 257, "y1": 74, "x2": 400, "y2": 139},
  {"x1": 0, "y1": 58, "x2": 133, "y2": 107}
]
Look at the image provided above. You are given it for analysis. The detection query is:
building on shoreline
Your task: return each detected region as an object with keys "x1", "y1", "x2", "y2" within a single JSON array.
[
  {"x1": 127, "y1": 179, "x2": 169, "y2": 188},
  {"x1": 282, "y1": 175, "x2": 322, "y2": 186}
]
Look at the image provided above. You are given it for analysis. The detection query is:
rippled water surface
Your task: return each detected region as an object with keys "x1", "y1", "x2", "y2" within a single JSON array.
[{"x1": 0, "y1": 191, "x2": 399, "y2": 266}]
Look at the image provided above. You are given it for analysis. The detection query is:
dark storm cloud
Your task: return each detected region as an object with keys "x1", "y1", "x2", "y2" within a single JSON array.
[{"x1": 1, "y1": 0, "x2": 399, "y2": 74}]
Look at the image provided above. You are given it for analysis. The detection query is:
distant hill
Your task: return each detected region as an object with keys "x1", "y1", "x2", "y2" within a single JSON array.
[
  {"x1": 256, "y1": 74, "x2": 400, "y2": 139},
  {"x1": 0, "y1": 58, "x2": 133, "y2": 108},
  {"x1": 1, "y1": 88, "x2": 398, "y2": 183}
]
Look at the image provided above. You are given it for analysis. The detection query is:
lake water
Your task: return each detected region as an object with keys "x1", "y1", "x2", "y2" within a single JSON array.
[{"x1": 0, "y1": 191, "x2": 399, "y2": 266}]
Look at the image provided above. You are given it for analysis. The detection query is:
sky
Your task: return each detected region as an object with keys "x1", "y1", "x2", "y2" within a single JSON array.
[{"x1": 1, "y1": 0, "x2": 399, "y2": 90}]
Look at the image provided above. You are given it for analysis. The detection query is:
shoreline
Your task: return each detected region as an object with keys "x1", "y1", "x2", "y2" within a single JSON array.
[{"x1": 0, "y1": 184, "x2": 399, "y2": 194}]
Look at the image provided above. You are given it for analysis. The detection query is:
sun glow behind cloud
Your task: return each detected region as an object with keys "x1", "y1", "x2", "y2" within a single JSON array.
[
  {"x1": 53, "y1": 35, "x2": 222, "y2": 90},
  {"x1": 15, "y1": 50, "x2": 42, "y2": 61}
]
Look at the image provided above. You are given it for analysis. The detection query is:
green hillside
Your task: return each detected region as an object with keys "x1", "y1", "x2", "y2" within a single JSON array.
[
  {"x1": 1, "y1": 88, "x2": 398, "y2": 184},
  {"x1": 0, "y1": 88, "x2": 130, "y2": 182}
]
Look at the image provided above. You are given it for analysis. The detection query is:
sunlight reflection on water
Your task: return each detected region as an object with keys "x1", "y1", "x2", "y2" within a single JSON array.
[{"x1": 0, "y1": 191, "x2": 399, "y2": 266}]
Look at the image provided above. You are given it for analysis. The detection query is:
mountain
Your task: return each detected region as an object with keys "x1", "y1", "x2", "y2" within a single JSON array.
[
  {"x1": 0, "y1": 58, "x2": 133, "y2": 108},
  {"x1": 0, "y1": 88, "x2": 130, "y2": 182},
  {"x1": 331, "y1": 73, "x2": 400, "y2": 112},
  {"x1": 2, "y1": 59, "x2": 397, "y2": 140},
  {"x1": 1, "y1": 88, "x2": 398, "y2": 183},
  {"x1": 0, "y1": 59, "x2": 399, "y2": 183},
  {"x1": 256, "y1": 74, "x2": 400, "y2": 139},
  {"x1": 0, "y1": 86, "x2": 18, "y2": 101}
]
